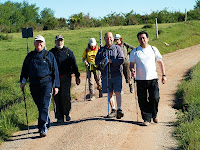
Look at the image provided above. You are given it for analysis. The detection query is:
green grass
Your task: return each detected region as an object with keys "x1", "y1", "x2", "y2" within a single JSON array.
[
  {"x1": 175, "y1": 62, "x2": 200, "y2": 149},
  {"x1": 1, "y1": 20, "x2": 200, "y2": 144}
]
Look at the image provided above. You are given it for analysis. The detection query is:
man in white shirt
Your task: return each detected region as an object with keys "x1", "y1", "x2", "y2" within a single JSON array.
[{"x1": 129, "y1": 31, "x2": 166, "y2": 126}]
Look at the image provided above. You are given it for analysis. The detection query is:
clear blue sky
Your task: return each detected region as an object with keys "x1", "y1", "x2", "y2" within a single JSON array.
[{"x1": 1, "y1": 0, "x2": 197, "y2": 19}]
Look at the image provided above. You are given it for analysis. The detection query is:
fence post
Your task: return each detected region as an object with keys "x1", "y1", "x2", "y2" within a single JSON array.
[
  {"x1": 155, "y1": 18, "x2": 159, "y2": 39},
  {"x1": 185, "y1": 9, "x2": 187, "y2": 22},
  {"x1": 99, "y1": 31, "x2": 103, "y2": 48}
]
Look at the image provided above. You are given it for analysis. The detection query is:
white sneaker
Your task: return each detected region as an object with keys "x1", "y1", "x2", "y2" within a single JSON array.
[{"x1": 90, "y1": 96, "x2": 96, "y2": 101}]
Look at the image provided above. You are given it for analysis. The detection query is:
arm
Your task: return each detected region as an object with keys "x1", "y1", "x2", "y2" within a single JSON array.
[
  {"x1": 70, "y1": 51, "x2": 81, "y2": 85},
  {"x1": 52, "y1": 53, "x2": 60, "y2": 95},
  {"x1": 20, "y1": 53, "x2": 32, "y2": 91},
  {"x1": 157, "y1": 59, "x2": 166, "y2": 84}
]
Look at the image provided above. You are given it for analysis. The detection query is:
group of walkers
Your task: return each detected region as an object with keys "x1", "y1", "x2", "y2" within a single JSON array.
[{"x1": 20, "y1": 30, "x2": 166, "y2": 137}]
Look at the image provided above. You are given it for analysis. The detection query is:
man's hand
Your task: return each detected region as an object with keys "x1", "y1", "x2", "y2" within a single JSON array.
[
  {"x1": 130, "y1": 68, "x2": 136, "y2": 78},
  {"x1": 76, "y1": 77, "x2": 80, "y2": 85},
  {"x1": 20, "y1": 83, "x2": 26, "y2": 92},
  {"x1": 53, "y1": 88, "x2": 59, "y2": 96},
  {"x1": 84, "y1": 61, "x2": 89, "y2": 67},
  {"x1": 162, "y1": 76, "x2": 167, "y2": 84}
]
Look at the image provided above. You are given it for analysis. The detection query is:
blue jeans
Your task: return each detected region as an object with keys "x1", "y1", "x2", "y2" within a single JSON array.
[{"x1": 30, "y1": 82, "x2": 52, "y2": 130}]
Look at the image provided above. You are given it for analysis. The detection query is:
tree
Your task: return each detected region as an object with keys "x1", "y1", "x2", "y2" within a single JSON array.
[
  {"x1": 40, "y1": 8, "x2": 58, "y2": 30},
  {"x1": 194, "y1": 0, "x2": 200, "y2": 9}
]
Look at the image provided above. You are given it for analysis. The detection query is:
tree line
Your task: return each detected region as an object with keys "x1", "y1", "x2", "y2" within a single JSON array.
[{"x1": 0, "y1": 0, "x2": 200, "y2": 33}]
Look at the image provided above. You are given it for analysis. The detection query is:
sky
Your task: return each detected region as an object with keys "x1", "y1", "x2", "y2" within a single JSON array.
[{"x1": 0, "y1": 0, "x2": 197, "y2": 19}]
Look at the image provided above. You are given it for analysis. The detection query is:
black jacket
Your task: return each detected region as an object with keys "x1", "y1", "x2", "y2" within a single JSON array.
[{"x1": 50, "y1": 46, "x2": 80, "y2": 78}]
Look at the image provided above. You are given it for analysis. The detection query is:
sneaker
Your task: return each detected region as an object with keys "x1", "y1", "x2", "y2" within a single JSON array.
[
  {"x1": 153, "y1": 118, "x2": 158, "y2": 123},
  {"x1": 40, "y1": 127, "x2": 47, "y2": 137},
  {"x1": 66, "y1": 115, "x2": 71, "y2": 121},
  {"x1": 143, "y1": 121, "x2": 150, "y2": 126},
  {"x1": 99, "y1": 90, "x2": 103, "y2": 98},
  {"x1": 108, "y1": 109, "x2": 116, "y2": 118},
  {"x1": 129, "y1": 84, "x2": 133, "y2": 93},
  {"x1": 116, "y1": 109, "x2": 124, "y2": 119},
  {"x1": 89, "y1": 96, "x2": 96, "y2": 101}
]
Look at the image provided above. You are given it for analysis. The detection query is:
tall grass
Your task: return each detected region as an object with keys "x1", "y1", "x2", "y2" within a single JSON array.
[
  {"x1": 175, "y1": 62, "x2": 200, "y2": 149},
  {"x1": 1, "y1": 20, "x2": 200, "y2": 144}
]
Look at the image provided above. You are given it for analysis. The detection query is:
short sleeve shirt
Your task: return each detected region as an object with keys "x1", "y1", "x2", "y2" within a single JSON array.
[{"x1": 129, "y1": 45, "x2": 162, "y2": 80}]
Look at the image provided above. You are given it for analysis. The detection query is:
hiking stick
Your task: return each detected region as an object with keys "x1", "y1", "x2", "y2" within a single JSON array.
[
  {"x1": 84, "y1": 67, "x2": 88, "y2": 101},
  {"x1": 22, "y1": 90, "x2": 30, "y2": 134},
  {"x1": 106, "y1": 64, "x2": 110, "y2": 117},
  {"x1": 51, "y1": 97, "x2": 56, "y2": 118},
  {"x1": 133, "y1": 78, "x2": 139, "y2": 122}
]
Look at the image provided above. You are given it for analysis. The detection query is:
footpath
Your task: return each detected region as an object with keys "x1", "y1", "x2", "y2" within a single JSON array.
[{"x1": 1, "y1": 44, "x2": 200, "y2": 150}]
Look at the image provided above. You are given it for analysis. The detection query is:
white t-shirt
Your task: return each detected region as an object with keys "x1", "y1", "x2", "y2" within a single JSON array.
[{"x1": 129, "y1": 45, "x2": 162, "y2": 80}]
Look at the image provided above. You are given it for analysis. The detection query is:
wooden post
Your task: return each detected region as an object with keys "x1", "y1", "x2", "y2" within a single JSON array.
[
  {"x1": 155, "y1": 18, "x2": 159, "y2": 39},
  {"x1": 99, "y1": 31, "x2": 103, "y2": 48},
  {"x1": 185, "y1": 9, "x2": 187, "y2": 22}
]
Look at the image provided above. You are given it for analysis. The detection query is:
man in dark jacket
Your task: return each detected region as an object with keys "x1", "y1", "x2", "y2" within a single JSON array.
[
  {"x1": 50, "y1": 35, "x2": 80, "y2": 122},
  {"x1": 95, "y1": 32, "x2": 124, "y2": 119},
  {"x1": 20, "y1": 35, "x2": 60, "y2": 137}
]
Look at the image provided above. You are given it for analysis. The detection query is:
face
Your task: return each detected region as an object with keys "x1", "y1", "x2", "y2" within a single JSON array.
[
  {"x1": 34, "y1": 40, "x2": 45, "y2": 52},
  {"x1": 115, "y1": 39, "x2": 122, "y2": 45},
  {"x1": 138, "y1": 34, "x2": 149, "y2": 48},
  {"x1": 90, "y1": 45, "x2": 96, "y2": 50},
  {"x1": 55, "y1": 39, "x2": 64, "y2": 49},
  {"x1": 104, "y1": 32, "x2": 114, "y2": 47}
]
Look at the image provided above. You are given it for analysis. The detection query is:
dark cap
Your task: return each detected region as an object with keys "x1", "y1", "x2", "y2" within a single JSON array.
[{"x1": 55, "y1": 35, "x2": 64, "y2": 41}]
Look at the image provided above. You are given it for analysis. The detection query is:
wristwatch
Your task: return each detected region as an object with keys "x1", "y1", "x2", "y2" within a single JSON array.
[{"x1": 162, "y1": 75, "x2": 166, "y2": 77}]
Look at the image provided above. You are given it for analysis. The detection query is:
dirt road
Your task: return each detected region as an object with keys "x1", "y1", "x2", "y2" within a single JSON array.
[{"x1": 1, "y1": 45, "x2": 200, "y2": 150}]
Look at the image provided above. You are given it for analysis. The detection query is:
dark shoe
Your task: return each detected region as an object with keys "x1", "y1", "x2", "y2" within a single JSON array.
[
  {"x1": 153, "y1": 118, "x2": 158, "y2": 123},
  {"x1": 107, "y1": 109, "x2": 116, "y2": 118},
  {"x1": 40, "y1": 127, "x2": 47, "y2": 137},
  {"x1": 129, "y1": 84, "x2": 133, "y2": 93},
  {"x1": 57, "y1": 119, "x2": 64, "y2": 123},
  {"x1": 143, "y1": 121, "x2": 150, "y2": 126},
  {"x1": 116, "y1": 109, "x2": 124, "y2": 119},
  {"x1": 99, "y1": 89, "x2": 103, "y2": 98},
  {"x1": 66, "y1": 115, "x2": 71, "y2": 121}
]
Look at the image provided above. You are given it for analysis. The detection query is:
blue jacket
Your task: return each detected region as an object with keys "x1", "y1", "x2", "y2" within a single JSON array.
[
  {"x1": 95, "y1": 44, "x2": 124, "y2": 78},
  {"x1": 20, "y1": 49, "x2": 60, "y2": 88}
]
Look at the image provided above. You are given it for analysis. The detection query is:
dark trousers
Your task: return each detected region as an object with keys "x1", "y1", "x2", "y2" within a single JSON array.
[
  {"x1": 136, "y1": 79, "x2": 160, "y2": 122},
  {"x1": 30, "y1": 82, "x2": 52, "y2": 130},
  {"x1": 54, "y1": 76, "x2": 71, "y2": 120}
]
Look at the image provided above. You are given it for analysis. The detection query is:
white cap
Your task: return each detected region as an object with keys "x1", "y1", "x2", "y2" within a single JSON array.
[
  {"x1": 89, "y1": 38, "x2": 97, "y2": 46},
  {"x1": 34, "y1": 35, "x2": 45, "y2": 43},
  {"x1": 114, "y1": 34, "x2": 121, "y2": 40}
]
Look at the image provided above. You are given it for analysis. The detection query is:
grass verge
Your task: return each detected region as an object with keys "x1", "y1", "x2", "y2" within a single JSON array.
[{"x1": 174, "y1": 62, "x2": 200, "y2": 149}]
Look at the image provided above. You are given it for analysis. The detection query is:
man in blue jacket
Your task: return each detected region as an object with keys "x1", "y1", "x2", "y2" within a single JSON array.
[
  {"x1": 95, "y1": 32, "x2": 124, "y2": 119},
  {"x1": 20, "y1": 35, "x2": 60, "y2": 137},
  {"x1": 50, "y1": 35, "x2": 80, "y2": 123}
]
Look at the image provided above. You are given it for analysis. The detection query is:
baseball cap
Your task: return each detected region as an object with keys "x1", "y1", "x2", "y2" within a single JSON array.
[
  {"x1": 114, "y1": 34, "x2": 121, "y2": 40},
  {"x1": 55, "y1": 35, "x2": 64, "y2": 40},
  {"x1": 34, "y1": 35, "x2": 45, "y2": 42},
  {"x1": 89, "y1": 38, "x2": 97, "y2": 46}
]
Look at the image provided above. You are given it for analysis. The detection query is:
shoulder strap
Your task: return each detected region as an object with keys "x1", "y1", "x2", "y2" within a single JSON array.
[
  {"x1": 64, "y1": 47, "x2": 69, "y2": 56},
  {"x1": 43, "y1": 50, "x2": 52, "y2": 71},
  {"x1": 151, "y1": 46, "x2": 156, "y2": 55}
]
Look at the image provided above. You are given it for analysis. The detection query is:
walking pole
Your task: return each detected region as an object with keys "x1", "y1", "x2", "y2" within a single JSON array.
[
  {"x1": 51, "y1": 97, "x2": 56, "y2": 118},
  {"x1": 133, "y1": 78, "x2": 139, "y2": 122},
  {"x1": 84, "y1": 67, "x2": 88, "y2": 101},
  {"x1": 106, "y1": 64, "x2": 110, "y2": 117},
  {"x1": 22, "y1": 89, "x2": 30, "y2": 134}
]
